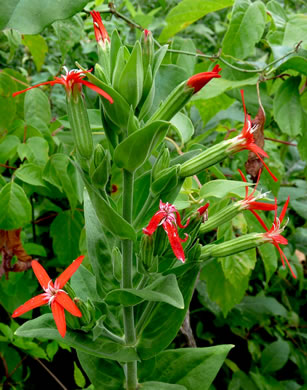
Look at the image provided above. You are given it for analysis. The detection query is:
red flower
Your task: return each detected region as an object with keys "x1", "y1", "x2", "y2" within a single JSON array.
[
  {"x1": 12, "y1": 256, "x2": 84, "y2": 337},
  {"x1": 187, "y1": 65, "x2": 222, "y2": 94},
  {"x1": 251, "y1": 197, "x2": 296, "y2": 279},
  {"x1": 143, "y1": 201, "x2": 189, "y2": 262},
  {"x1": 12, "y1": 67, "x2": 113, "y2": 103},
  {"x1": 90, "y1": 11, "x2": 110, "y2": 46},
  {"x1": 197, "y1": 202, "x2": 210, "y2": 221},
  {"x1": 229, "y1": 90, "x2": 277, "y2": 182},
  {"x1": 238, "y1": 169, "x2": 275, "y2": 212}
]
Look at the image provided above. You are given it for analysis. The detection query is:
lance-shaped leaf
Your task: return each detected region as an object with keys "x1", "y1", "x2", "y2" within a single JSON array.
[
  {"x1": 84, "y1": 190, "x2": 116, "y2": 299},
  {"x1": 15, "y1": 314, "x2": 138, "y2": 362},
  {"x1": 75, "y1": 162, "x2": 136, "y2": 241},
  {"x1": 118, "y1": 41, "x2": 143, "y2": 108},
  {"x1": 105, "y1": 274, "x2": 184, "y2": 309},
  {"x1": 114, "y1": 121, "x2": 170, "y2": 172},
  {"x1": 139, "y1": 346, "x2": 234, "y2": 390},
  {"x1": 136, "y1": 264, "x2": 199, "y2": 360}
]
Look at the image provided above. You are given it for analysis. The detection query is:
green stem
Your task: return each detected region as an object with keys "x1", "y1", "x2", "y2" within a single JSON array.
[
  {"x1": 136, "y1": 301, "x2": 156, "y2": 336},
  {"x1": 133, "y1": 192, "x2": 156, "y2": 230},
  {"x1": 122, "y1": 170, "x2": 137, "y2": 390}
]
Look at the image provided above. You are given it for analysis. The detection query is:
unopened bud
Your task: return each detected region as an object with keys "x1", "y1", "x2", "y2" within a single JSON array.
[
  {"x1": 151, "y1": 165, "x2": 180, "y2": 195},
  {"x1": 91, "y1": 146, "x2": 111, "y2": 189},
  {"x1": 152, "y1": 147, "x2": 170, "y2": 181},
  {"x1": 111, "y1": 247, "x2": 122, "y2": 282},
  {"x1": 141, "y1": 29, "x2": 154, "y2": 71},
  {"x1": 139, "y1": 234, "x2": 157, "y2": 273}
]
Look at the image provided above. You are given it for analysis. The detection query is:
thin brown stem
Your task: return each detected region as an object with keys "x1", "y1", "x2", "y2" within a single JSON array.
[
  {"x1": 264, "y1": 137, "x2": 297, "y2": 147},
  {"x1": 34, "y1": 358, "x2": 68, "y2": 390},
  {"x1": 0, "y1": 163, "x2": 16, "y2": 170}
]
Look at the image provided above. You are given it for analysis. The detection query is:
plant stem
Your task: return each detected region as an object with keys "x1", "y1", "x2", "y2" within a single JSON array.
[
  {"x1": 133, "y1": 192, "x2": 155, "y2": 230},
  {"x1": 122, "y1": 169, "x2": 137, "y2": 390}
]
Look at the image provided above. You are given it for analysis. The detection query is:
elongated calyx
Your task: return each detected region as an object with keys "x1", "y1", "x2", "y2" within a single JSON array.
[{"x1": 187, "y1": 64, "x2": 222, "y2": 93}]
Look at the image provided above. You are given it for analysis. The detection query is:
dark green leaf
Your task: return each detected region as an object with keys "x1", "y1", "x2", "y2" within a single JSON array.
[
  {"x1": 0, "y1": 182, "x2": 31, "y2": 229},
  {"x1": 15, "y1": 314, "x2": 139, "y2": 362},
  {"x1": 105, "y1": 274, "x2": 184, "y2": 309},
  {"x1": 114, "y1": 121, "x2": 170, "y2": 172},
  {"x1": 260, "y1": 340, "x2": 290, "y2": 373}
]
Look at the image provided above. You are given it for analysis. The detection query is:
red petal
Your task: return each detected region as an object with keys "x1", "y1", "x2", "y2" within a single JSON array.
[
  {"x1": 12, "y1": 294, "x2": 49, "y2": 318},
  {"x1": 275, "y1": 244, "x2": 297, "y2": 279},
  {"x1": 143, "y1": 211, "x2": 165, "y2": 235},
  {"x1": 79, "y1": 80, "x2": 113, "y2": 103},
  {"x1": 238, "y1": 169, "x2": 249, "y2": 198},
  {"x1": 55, "y1": 292, "x2": 82, "y2": 317},
  {"x1": 248, "y1": 201, "x2": 276, "y2": 211},
  {"x1": 31, "y1": 260, "x2": 52, "y2": 290},
  {"x1": 162, "y1": 220, "x2": 185, "y2": 263},
  {"x1": 51, "y1": 301, "x2": 66, "y2": 338},
  {"x1": 250, "y1": 148, "x2": 278, "y2": 182},
  {"x1": 197, "y1": 203, "x2": 209, "y2": 216},
  {"x1": 12, "y1": 80, "x2": 58, "y2": 97},
  {"x1": 187, "y1": 67, "x2": 222, "y2": 93},
  {"x1": 250, "y1": 210, "x2": 269, "y2": 232},
  {"x1": 175, "y1": 211, "x2": 189, "y2": 228},
  {"x1": 279, "y1": 196, "x2": 290, "y2": 223},
  {"x1": 55, "y1": 256, "x2": 84, "y2": 289}
]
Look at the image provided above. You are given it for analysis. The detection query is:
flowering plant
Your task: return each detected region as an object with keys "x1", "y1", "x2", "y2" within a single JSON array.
[{"x1": 2, "y1": 6, "x2": 302, "y2": 390}]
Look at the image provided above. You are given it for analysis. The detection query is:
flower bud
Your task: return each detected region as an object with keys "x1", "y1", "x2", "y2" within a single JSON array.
[
  {"x1": 152, "y1": 147, "x2": 170, "y2": 181},
  {"x1": 141, "y1": 29, "x2": 154, "y2": 71},
  {"x1": 90, "y1": 145, "x2": 111, "y2": 189},
  {"x1": 139, "y1": 234, "x2": 157, "y2": 273},
  {"x1": 111, "y1": 247, "x2": 122, "y2": 282},
  {"x1": 151, "y1": 165, "x2": 180, "y2": 195}
]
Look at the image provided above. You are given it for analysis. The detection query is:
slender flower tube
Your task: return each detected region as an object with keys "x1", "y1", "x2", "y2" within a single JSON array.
[
  {"x1": 180, "y1": 91, "x2": 277, "y2": 180},
  {"x1": 143, "y1": 201, "x2": 190, "y2": 262},
  {"x1": 90, "y1": 11, "x2": 110, "y2": 48},
  {"x1": 200, "y1": 169, "x2": 275, "y2": 234},
  {"x1": 12, "y1": 67, "x2": 113, "y2": 103},
  {"x1": 12, "y1": 256, "x2": 84, "y2": 337},
  {"x1": 149, "y1": 66, "x2": 222, "y2": 123},
  {"x1": 252, "y1": 197, "x2": 296, "y2": 279}
]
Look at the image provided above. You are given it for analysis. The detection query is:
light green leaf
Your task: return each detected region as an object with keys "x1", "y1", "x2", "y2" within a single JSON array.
[
  {"x1": 200, "y1": 179, "x2": 253, "y2": 199},
  {"x1": 23, "y1": 243, "x2": 47, "y2": 257},
  {"x1": 15, "y1": 163, "x2": 45, "y2": 186},
  {"x1": 15, "y1": 314, "x2": 138, "y2": 362},
  {"x1": 105, "y1": 274, "x2": 184, "y2": 309},
  {"x1": 114, "y1": 121, "x2": 170, "y2": 172},
  {"x1": 74, "y1": 362, "x2": 86, "y2": 388},
  {"x1": 77, "y1": 351, "x2": 125, "y2": 390},
  {"x1": 0, "y1": 135, "x2": 20, "y2": 164},
  {"x1": 220, "y1": 248, "x2": 256, "y2": 286},
  {"x1": 50, "y1": 210, "x2": 83, "y2": 264},
  {"x1": 0, "y1": 0, "x2": 89, "y2": 34},
  {"x1": 283, "y1": 14, "x2": 307, "y2": 50},
  {"x1": 0, "y1": 72, "x2": 17, "y2": 131},
  {"x1": 260, "y1": 340, "x2": 290, "y2": 373},
  {"x1": 170, "y1": 113, "x2": 194, "y2": 146},
  {"x1": 71, "y1": 265, "x2": 101, "y2": 302},
  {"x1": 17, "y1": 137, "x2": 49, "y2": 167},
  {"x1": 46, "y1": 341, "x2": 59, "y2": 360},
  {"x1": 22, "y1": 35, "x2": 48, "y2": 71},
  {"x1": 0, "y1": 182, "x2": 31, "y2": 229},
  {"x1": 222, "y1": 0, "x2": 266, "y2": 59},
  {"x1": 273, "y1": 76, "x2": 304, "y2": 137},
  {"x1": 139, "y1": 346, "x2": 234, "y2": 390},
  {"x1": 24, "y1": 88, "x2": 51, "y2": 125},
  {"x1": 159, "y1": 0, "x2": 234, "y2": 42}
]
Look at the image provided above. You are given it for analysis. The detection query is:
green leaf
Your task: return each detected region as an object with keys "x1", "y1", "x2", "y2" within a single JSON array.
[
  {"x1": 15, "y1": 314, "x2": 139, "y2": 362},
  {"x1": 0, "y1": 0, "x2": 89, "y2": 34},
  {"x1": 200, "y1": 179, "x2": 253, "y2": 199},
  {"x1": 15, "y1": 163, "x2": 46, "y2": 186},
  {"x1": 24, "y1": 243, "x2": 47, "y2": 257},
  {"x1": 0, "y1": 72, "x2": 17, "y2": 131},
  {"x1": 0, "y1": 135, "x2": 20, "y2": 164},
  {"x1": 220, "y1": 248, "x2": 256, "y2": 286},
  {"x1": 22, "y1": 35, "x2": 48, "y2": 71},
  {"x1": 277, "y1": 49, "x2": 307, "y2": 76},
  {"x1": 236, "y1": 296, "x2": 288, "y2": 320},
  {"x1": 0, "y1": 182, "x2": 31, "y2": 229},
  {"x1": 82, "y1": 180, "x2": 136, "y2": 241},
  {"x1": 50, "y1": 210, "x2": 83, "y2": 264},
  {"x1": 159, "y1": 0, "x2": 234, "y2": 42},
  {"x1": 222, "y1": 0, "x2": 266, "y2": 59},
  {"x1": 170, "y1": 113, "x2": 194, "y2": 146},
  {"x1": 273, "y1": 77, "x2": 304, "y2": 137},
  {"x1": 46, "y1": 340, "x2": 59, "y2": 360},
  {"x1": 118, "y1": 41, "x2": 143, "y2": 108},
  {"x1": 139, "y1": 346, "x2": 233, "y2": 390},
  {"x1": 74, "y1": 361, "x2": 86, "y2": 388},
  {"x1": 140, "y1": 383, "x2": 186, "y2": 390},
  {"x1": 43, "y1": 154, "x2": 81, "y2": 209},
  {"x1": 114, "y1": 121, "x2": 170, "y2": 172},
  {"x1": 84, "y1": 190, "x2": 116, "y2": 299},
  {"x1": 137, "y1": 264, "x2": 199, "y2": 359},
  {"x1": 71, "y1": 265, "x2": 101, "y2": 302},
  {"x1": 260, "y1": 340, "x2": 290, "y2": 373},
  {"x1": 283, "y1": 14, "x2": 307, "y2": 50},
  {"x1": 24, "y1": 88, "x2": 51, "y2": 125},
  {"x1": 18, "y1": 137, "x2": 49, "y2": 167},
  {"x1": 77, "y1": 351, "x2": 125, "y2": 390},
  {"x1": 105, "y1": 274, "x2": 184, "y2": 309},
  {"x1": 200, "y1": 259, "x2": 250, "y2": 316}
]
